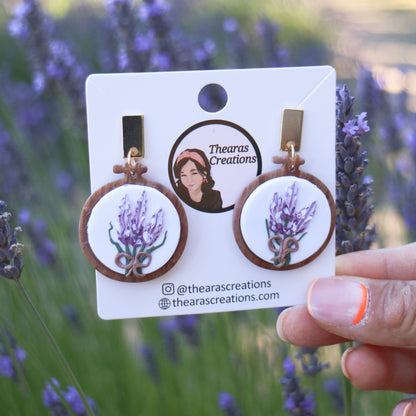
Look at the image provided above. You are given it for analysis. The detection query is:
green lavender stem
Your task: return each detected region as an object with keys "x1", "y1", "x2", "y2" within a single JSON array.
[
  {"x1": 340, "y1": 342, "x2": 353, "y2": 416},
  {"x1": 15, "y1": 279, "x2": 95, "y2": 416}
]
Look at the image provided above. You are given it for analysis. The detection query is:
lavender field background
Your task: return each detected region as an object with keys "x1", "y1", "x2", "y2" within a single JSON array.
[{"x1": 0, "y1": 0, "x2": 416, "y2": 415}]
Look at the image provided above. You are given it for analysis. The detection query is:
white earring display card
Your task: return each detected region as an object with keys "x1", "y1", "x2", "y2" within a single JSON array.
[{"x1": 83, "y1": 66, "x2": 336, "y2": 319}]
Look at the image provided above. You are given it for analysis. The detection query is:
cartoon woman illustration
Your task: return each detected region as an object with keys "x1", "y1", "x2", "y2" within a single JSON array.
[{"x1": 173, "y1": 148, "x2": 222, "y2": 212}]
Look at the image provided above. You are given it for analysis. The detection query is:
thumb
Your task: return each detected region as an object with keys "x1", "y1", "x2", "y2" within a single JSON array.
[{"x1": 307, "y1": 277, "x2": 416, "y2": 346}]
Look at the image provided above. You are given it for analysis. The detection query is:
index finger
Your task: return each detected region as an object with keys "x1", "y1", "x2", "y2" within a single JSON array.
[{"x1": 336, "y1": 243, "x2": 416, "y2": 281}]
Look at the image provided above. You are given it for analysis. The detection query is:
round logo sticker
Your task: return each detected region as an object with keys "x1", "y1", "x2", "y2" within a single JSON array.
[{"x1": 168, "y1": 120, "x2": 262, "y2": 213}]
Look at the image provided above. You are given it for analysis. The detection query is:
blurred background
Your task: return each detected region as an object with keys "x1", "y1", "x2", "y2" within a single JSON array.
[{"x1": 0, "y1": 0, "x2": 415, "y2": 415}]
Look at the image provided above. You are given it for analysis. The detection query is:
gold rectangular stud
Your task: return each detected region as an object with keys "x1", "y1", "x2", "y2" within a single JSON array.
[
  {"x1": 280, "y1": 109, "x2": 304, "y2": 152},
  {"x1": 122, "y1": 115, "x2": 144, "y2": 158}
]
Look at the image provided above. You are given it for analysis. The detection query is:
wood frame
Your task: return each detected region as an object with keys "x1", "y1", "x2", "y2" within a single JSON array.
[
  {"x1": 232, "y1": 154, "x2": 336, "y2": 271},
  {"x1": 79, "y1": 162, "x2": 188, "y2": 282}
]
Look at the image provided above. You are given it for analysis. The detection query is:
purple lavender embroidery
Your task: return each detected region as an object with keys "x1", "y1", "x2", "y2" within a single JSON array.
[
  {"x1": 266, "y1": 182, "x2": 317, "y2": 267},
  {"x1": 109, "y1": 191, "x2": 166, "y2": 276}
]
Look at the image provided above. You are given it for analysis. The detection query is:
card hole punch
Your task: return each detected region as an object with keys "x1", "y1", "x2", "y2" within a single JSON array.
[{"x1": 198, "y1": 83, "x2": 228, "y2": 113}]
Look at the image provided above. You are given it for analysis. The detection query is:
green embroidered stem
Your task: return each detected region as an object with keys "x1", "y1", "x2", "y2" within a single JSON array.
[
  {"x1": 15, "y1": 280, "x2": 95, "y2": 416},
  {"x1": 108, "y1": 222, "x2": 123, "y2": 253},
  {"x1": 265, "y1": 219, "x2": 271, "y2": 239}
]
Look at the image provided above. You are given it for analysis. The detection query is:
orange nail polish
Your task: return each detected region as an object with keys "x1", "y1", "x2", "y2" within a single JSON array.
[{"x1": 307, "y1": 278, "x2": 368, "y2": 326}]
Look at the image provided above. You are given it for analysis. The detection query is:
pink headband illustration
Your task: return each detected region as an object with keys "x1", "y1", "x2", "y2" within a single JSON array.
[{"x1": 176, "y1": 150, "x2": 206, "y2": 169}]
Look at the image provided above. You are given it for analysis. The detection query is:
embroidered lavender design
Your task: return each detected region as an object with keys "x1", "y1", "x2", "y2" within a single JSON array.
[
  {"x1": 266, "y1": 182, "x2": 317, "y2": 268},
  {"x1": 109, "y1": 191, "x2": 167, "y2": 277}
]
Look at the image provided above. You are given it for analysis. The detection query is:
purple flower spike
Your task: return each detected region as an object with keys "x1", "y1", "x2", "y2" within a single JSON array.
[
  {"x1": 218, "y1": 392, "x2": 243, "y2": 416},
  {"x1": 293, "y1": 202, "x2": 317, "y2": 235},
  {"x1": 42, "y1": 378, "x2": 61, "y2": 408},
  {"x1": 130, "y1": 191, "x2": 147, "y2": 247},
  {"x1": 1, "y1": 201, "x2": 23, "y2": 280},
  {"x1": 8, "y1": 0, "x2": 87, "y2": 129},
  {"x1": 117, "y1": 194, "x2": 134, "y2": 246},
  {"x1": 0, "y1": 325, "x2": 27, "y2": 382},
  {"x1": 43, "y1": 378, "x2": 97, "y2": 415},
  {"x1": 269, "y1": 182, "x2": 316, "y2": 239},
  {"x1": 0, "y1": 355, "x2": 14, "y2": 378},
  {"x1": 112, "y1": 192, "x2": 165, "y2": 263},
  {"x1": 139, "y1": 0, "x2": 171, "y2": 21},
  {"x1": 280, "y1": 356, "x2": 316, "y2": 416},
  {"x1": 336, "y1": 85, "x2": 376, "y2": 254},
  {"x1": 143, "y1": 209, "x2": 164, "y2": 246}
]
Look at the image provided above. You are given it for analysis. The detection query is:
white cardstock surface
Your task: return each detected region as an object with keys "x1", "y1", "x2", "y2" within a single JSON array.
[{"x1": 85, "y1": 66, "x2": 336, "y2": 319}]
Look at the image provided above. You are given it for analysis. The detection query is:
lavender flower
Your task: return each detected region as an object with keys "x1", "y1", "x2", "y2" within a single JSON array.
[
  {"x1": 8, "y1": 0, "x2": 87, "y2": 130},
  {"x1": 130, "y1": 192, "x2": 147, "y2": 246},
  {"x1": 0, "y1": 201, "x2": 23, "y2": 280},
  {"x1": 117, "y1": 194, "x2": 134, "y2": 246},
  {"x1": 0, "y1": 325, "x2": 27, "y2": 381},
  {"x1": 175, "y1": 315, "x2": 200, "y2": 345},
  {"x1": 269, "y1": 182, "x2": 317, "y2": 238},
  {"x1": 256, "y1": 18, "x2": 289, "y2": 67},
  {"x1": 223, "y1": 17, "x2": 249, "y2": 68},
  {"x1": 193, "y1": 39, "x2": 217, "y2": 69},
  {"x1": 143, "y1": 209, "x2": 164, "y2": 246},
  {"x1": 296, "y1": 347, "x2": 329, "y2": 377},
  {"x1": 43, "y1": 378, "x2": 65, "y2": 413},
  {"x1": 158, "y1": 317, "x2": 179, "y2": 363},
  {"x1": 111, "y1": 192, "x2": 167, "y2": 276},
  {"x1": 112, "y1": 192, "x2": 165, "y2": 253},
  {"x1": 18, "y1": 208, "x2": 57, "y2": 266},
  {"x1": 357, "y1": 69, "x2": 410, "y2": 154},
  {"x1": 62, "y1": 304, "x2": 82, "y2": 332},
  {"x1": 157, "y1": 315, "x2": 200, "y2": 363},
  {"x1": 64, "y1": 386, "x2": 95, "y2": 415},
  {"x1": 55, "y1": 171, "x2": 74, "y2": 193},
  {"x1": 105, "y1": 0, "x2": 147, "y2": 71},
  {"x1": 43, "y1": 378, "x2": 97, "y2": 416},
  {"x1": 218, "y1": 392, "x2": 243, "y2": 416},
  {"x1": 1, "y1": 77, "x2": 57, "y2": 153},
  {"x1": 356, "y1": 67, "x2": 384, "y2": 124},
  {"x1": 363, "y1": 77, "x2": 416, "y2": 239},
  {"x1": 223, "y1": 18, "x2": 239, "y2": 33},
  {"x1": 150, "y1": 52, "x2": 172, "y2": 71},
  {"x1": 336, "y1": 85, "x2": 376, "y2": 254},
  {"x1": 280, "y1": 356, "x2": 316, "y2": 416},
  {"x1": 0, "y1": 122, "x2": 27, "y2": 199},
  {"x1": 140, "y1": 0, "x2": 179, "y2": 71},
  {"x1": 378, "y1": 109, "x2": 404, "y2": 154},
  {"x1": 139, "y1": 0, "x2": 171, "y2": 21},
  {"x1": 138, "y1": 344, "x2": 159, "y2": 381},
  {"x1": 323, "y1": 378, "x2": 344, "y2": 412}
]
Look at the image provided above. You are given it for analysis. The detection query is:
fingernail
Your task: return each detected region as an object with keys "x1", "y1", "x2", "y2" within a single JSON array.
[
  {"x1": 404, "y1": 402, "x2": 414, "y2": 416},
  {"x1": 307, "y1": 278, "x2": 368, "y2": 326},
  {"x1": 276, "y1": 308, "x2": 290, "y2": 343},
  {"x1": 392, "y1": 401, "x2": 413, "y2": 416},
  {"x1": 340, "y1": 347, "x2": 354, "y2": 379}
]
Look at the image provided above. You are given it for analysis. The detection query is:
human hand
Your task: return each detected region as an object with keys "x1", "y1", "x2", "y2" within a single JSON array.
[{"x1": 276, "y1": 243, "x2": 416, "y2": 416}]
